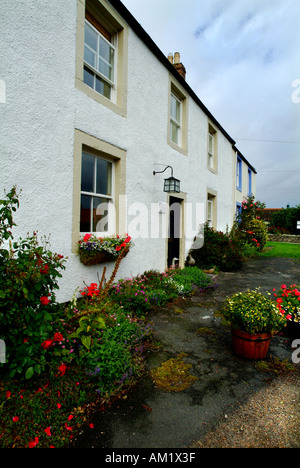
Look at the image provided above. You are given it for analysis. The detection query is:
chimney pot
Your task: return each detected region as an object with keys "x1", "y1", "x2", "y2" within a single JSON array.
[
  {"x1": 168, "y1": 53, "x2": 174, "y2": 64},
  {"x1": 174, "y1": 52, "x2": 180, "y2": 64}
]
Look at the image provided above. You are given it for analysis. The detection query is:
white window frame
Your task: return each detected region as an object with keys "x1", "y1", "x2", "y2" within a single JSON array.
[
  {"x1": 170, "y1": 92, "x2": 182, "y2": 146},
  {"x1": 207, "y1": 199, "x2": 213, "y2": 227},
  {"x1": 84, "y1": 19, "x2": 116, "y2": 101},
  {"x1": 208, "y1": 132, "x2": 214, "y2": 169},
  {"x1": 236, "y1": 156, "x2": 242, "y2": 190},
  {"x1": 80, "y1": 152, "x2": 115, "y2": 236}
]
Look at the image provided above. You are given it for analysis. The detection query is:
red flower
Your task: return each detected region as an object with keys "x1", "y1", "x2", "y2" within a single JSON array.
[
  {"x1": 41, "y1": 339, "x2": 53, "y2": 350},
  {"x1": 40, "y1": 296, "x2": 51, "y2": 305},
  {"x1": 12, "y1": 416, "x2": 19, "y2": 423},
  {"x1": 40, "y1": 264, "x2": 49, "y2": 275},
  {"x1": 58, "y1": 363, "x2": 67, "y2": 376},
  {"x1": 53, "y1": 332, "x2": 63, "y2": 342},
  {"x1": 83, "y1": 233, "x2": 92, "y2": 242},
  {"x1": 44, "y1": 427, "x2": 51, "y2": 437},
  {"x1": 116, "y1": 245, "x2": 121, "y2": 251},
  {"x1": 6, "y1": 391, "x2": 11, "y2": 399},
  {"x1": 28, "y1": 437, "x2": 39, "y2": 448}
]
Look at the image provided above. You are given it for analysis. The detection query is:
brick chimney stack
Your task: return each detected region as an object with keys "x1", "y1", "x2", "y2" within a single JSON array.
[{"x1": 170, "y1": 52, "x2": 186, "y2": 80}]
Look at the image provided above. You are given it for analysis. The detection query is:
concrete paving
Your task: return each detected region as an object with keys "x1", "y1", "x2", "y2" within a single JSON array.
[{"x1": 72, "y1": 257, "x2": 300, "y2": 449}]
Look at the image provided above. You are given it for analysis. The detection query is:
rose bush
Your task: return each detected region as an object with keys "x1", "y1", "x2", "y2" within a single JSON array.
[{"x1": 0, "y1": 188, "x2": 67, "y2": 379}]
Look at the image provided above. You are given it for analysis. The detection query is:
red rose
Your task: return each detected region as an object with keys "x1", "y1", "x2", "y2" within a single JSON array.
[
  {"x1": 58, "y1": 363, "x2": 67, "y2": 376},
  {"x1": 40, "y1": 296, "x2": 51, "y2": 305},
  {"x1": 53, "y1": 332, "x2": 63, "y2": 342},
  {"x1": 41, "y1": 339, "x2": 53, "y2": 350}
]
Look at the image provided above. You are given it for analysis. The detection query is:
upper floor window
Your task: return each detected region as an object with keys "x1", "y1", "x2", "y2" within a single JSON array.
[
  {"x1": 248, "y1": 168, "x2": 252, "y2": 195},
  {"x1": 168, "y1": 77, "x2": 188, "y2": 154},
  {"x1": 207, "y1": 123, "x2": 217, "y2": 172},
  {"x1": 236, "y1": 156, "x2": 242, "y2": 190},
  {"x1": 84, "y1": 19, "x2": 115, "y2": 100},
  {"x1": 75, "y1": 0, "x2": 128, "y2": 116},
  {"x1": 170, "y1": 92, "x2": 182, "y2": 146},
  {"x1": 208, "y1": 132, "x2": 214, "y2": 168}
]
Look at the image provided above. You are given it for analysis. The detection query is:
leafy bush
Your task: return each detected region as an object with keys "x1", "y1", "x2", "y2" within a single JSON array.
[
  {"x1": 238, "y1": 195, "x2": 266, "y2": 227},
  {"x1": 0, "y1": 188, "x2": 67, "y2": 379},
  {"x1": 190, "y1": 224, "x2": 244, "y2": 271},
  {"x1": 109, "y1": 267, "x2": 215, "y2": 315},
  {"x1": 67, "y1": 299, "x2": 151, "y2": 396},
  {"x1": 108, "y1": 271, "x2": 178, "y2": 315},
  {"x1": 169, "y1": 266, "x2": 215, "y2": 294},
  {"x1": 270, "y1": 206, "x2": 300, "y2": 235},
  {"x1": 243, "y1": 218, "x2": 268, "y2": 250}
]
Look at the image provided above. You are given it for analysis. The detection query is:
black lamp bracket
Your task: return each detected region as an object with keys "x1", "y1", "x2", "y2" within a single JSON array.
[{"x1": 153, "y1": 166, "x2": 174, "y2": 177}]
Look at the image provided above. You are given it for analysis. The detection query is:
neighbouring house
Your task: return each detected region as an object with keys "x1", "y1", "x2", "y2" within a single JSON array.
[
  {"x1": 234, "y1": 147, "x2": 257, "y2": 220},
  {"x1": 0, "y1": 0, "x2": 256, "y2": 302}
]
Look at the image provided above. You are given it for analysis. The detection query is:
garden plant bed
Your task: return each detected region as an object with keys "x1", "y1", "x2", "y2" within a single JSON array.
[{"x1": 72, "y1": 256, "x2": 300, "y2": 449}]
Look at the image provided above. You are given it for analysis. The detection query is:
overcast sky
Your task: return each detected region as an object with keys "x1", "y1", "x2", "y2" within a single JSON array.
[{"x1": 122, "y1": 0, "x2": 300, "y2": 208}]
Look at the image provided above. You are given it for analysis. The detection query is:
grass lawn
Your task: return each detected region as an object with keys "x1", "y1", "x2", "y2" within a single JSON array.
[{"x1": 258, "y1": 242, "x2": 300, "y2": 259}]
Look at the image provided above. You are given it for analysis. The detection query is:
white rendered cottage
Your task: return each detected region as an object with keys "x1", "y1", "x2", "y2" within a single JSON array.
[{"x1": 0, "y1": 0, "x2": 256, "y2": 302}]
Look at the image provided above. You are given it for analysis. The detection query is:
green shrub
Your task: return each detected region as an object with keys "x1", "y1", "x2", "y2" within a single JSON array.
[
  {"x1": 109, "y1": 271, "x2": 178, "y2": 315},
  {"x1": 0, "y1": 188, "x2": 67, "y2": 380},
  {"x1": 169, "y1": 266, "x2": 214, "y2": 294},
  {"x1": 70, "y1": 301, "x2": 151, "y2": 396},
  {"x1": 270, "y1": 206, "x2": 300, "y2": 235},
  {"x1": 190, "y1": 224, "x2": 244, "y2": 271},
  {"x1": 244, "y1": 218, "x2": 268, "y2": 250}
]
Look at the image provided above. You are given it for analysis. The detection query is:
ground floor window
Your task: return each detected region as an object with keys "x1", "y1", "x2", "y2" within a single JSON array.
[{"x1": 80, "y1": 151, "x2": 114, "y2": 234}]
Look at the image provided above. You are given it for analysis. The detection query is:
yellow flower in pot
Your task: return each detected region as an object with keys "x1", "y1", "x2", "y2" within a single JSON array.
[{"x1": 220, "y1": 289, "x2": 287, "y2": 360}]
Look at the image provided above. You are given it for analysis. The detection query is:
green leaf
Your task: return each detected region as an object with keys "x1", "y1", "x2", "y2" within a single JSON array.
[
  {"x1": 25, "y1": 366, "x2": 34, "y2": 379},
  {"x1": 81, "y1": 335, "x2": 92, "y2": 350}
]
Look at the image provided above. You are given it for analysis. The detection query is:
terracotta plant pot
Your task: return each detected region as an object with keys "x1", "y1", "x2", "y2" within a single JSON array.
[{"x1": 231, "y1": 329, "x2": 271, "y2": 360}]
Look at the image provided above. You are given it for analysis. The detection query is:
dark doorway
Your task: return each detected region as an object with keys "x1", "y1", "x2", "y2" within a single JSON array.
[{"x1": 167, "y1": 197, "x2": 181, "y2": 267}]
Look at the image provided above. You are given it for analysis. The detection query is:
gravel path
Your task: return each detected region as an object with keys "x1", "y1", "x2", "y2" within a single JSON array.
[{"x1": 191, "y1": 372, "x2": 300, "y2": 448}]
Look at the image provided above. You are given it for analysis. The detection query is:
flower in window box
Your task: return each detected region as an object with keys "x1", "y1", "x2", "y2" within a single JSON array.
[{"x1": 78, "y1": 234, "x2": 133, "y2": 265}]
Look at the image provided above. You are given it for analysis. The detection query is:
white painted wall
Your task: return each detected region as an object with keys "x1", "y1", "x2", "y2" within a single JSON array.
[{"x1": 0, "y1": 0, "x2": 252, "y2": 302}]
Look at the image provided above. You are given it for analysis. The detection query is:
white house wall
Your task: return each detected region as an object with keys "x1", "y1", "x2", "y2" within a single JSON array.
[{"x1": 0, "y1": 0, "x2": 254, "y2": 302}]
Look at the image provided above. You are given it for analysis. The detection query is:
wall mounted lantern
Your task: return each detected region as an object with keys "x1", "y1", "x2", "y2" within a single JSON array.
[{"x1": 153, "y1": 166, "x2": 180, "y2": 193}]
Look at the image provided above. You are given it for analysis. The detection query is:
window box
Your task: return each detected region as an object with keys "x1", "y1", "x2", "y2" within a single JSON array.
[{"x1": 78, "y1": 233, "x2": 132, "y2": 265}]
